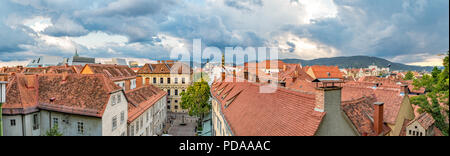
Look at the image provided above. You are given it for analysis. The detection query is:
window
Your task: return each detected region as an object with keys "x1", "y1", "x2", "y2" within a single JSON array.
[
  {"x1": 167, "y1": 90, "x2": 171, "y2": 96},
  {"x1": 175, "y1": 105, "x2": 178, "y2": 110},
  {"x1": 182, "y1": 78, "x2": 186, "y2": 84},
  {"x1": 117, "y1": 94, "x2": 121, "y2": 104},
  {"x1": 167, "y1": 78, "x2": 171, "y2": 84},
  {"x1": 160, "y1": 78, "x2": 164, "y2": 84},
  {"x1": 112, "y1": 95, "x2": 116, "y2": 106},
  {"x1": 167, "y1": 100, "x2": 171, "y2": 104},
  {"x1": 153, "y1": 78, "x2": 157, "y2": 84},
  {"x1": 140, "y1": 117, "x2": 143, "y2": 129},
  {"x1": 175, "y1": 78, "x2": 178, "y2": 84},
  {"x1": 120, "y1": 111, "x2": 125, "y2": 125},
  {"x1": 53, "y1": 118, "x2": 59, "y2": 127},
  {"x1": 175, "y1": 89, "x2": 178, "y2": 96},
  {"x1": 112, "y1": 116, "x2": 117, "y2": 131},
  {"x1": 77, "y1": 122, "x2": 84, "y2": 134},
  {"x1": 175, "y1": 100, "x2": 178, "y2": 103},
  {"x1": 167, "y1": 105, "x2": 171, "y2": 109},
  {"x1": 10, "y1": 119, "x2": 16, "y2": 126},
  {"x1": 130, "y1": 125, "x2": 135, "y2": 136},
  {"x1": 136, "y1": 120, "x2": 139, "y2": 132},
  {"x1": 33, "y1": 114, "x2": 39, "y2": 130}
]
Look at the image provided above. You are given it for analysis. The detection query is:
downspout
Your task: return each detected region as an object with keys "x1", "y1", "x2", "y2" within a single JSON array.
[{"x1": 22, "y1": 115, "x2": 25, "y2": 136}]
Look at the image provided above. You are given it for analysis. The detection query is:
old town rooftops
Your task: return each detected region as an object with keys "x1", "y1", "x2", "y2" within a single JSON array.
[
  {"x1": 2, "y1": 73, "x2": 122, "y2": 117},
  {"x1": 342, "y1": 83, "x2": 405, "y2": 124},
  {"x1": 307, "y1": 65, "x2": 343, "y2": 79},
  {"x1": 1, "y1": 65, "x2": 81, "y2": 75},
  {"x1": 125, "y1": 84, "x2": 167, "y2": 123},
  {"x1": 341, "y1": 96, "x2": 392, "y2": 136},
  {"x1": 137, "y1": 62, "x2": 192, "y2": 74},
  {"x1": 210, "y1": 78, "x2": 325, "y2": 136},
  {"x1": 82, "y1": 64, "x2": 137, "y2": 81}
]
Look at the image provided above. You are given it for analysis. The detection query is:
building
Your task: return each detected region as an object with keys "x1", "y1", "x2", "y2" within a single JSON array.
[
  {"x1": 0, "y1": 74, "x2": 7, "y2": 104},
  {"x1": 342, "y1": 82, "x2": 416, "y2": 136},
  {"x1": 2, "y1": 73, "x2": 168, "y2": 136},
  {"x1": 210, "y1": 71, "x2": 359, "y2": 136},
  {"x1": 64, "y1": 51, "x2": 96, "y2": 66},
  {"x1": 1, "y1": 74, "x2": 127, "y2": 136},
  {"x1": 305, "y1": 65, "x2": 343, "y2": 80},
  {"x1": 137, "y1": 61, "x2": 192, "y2": 113},
  {"x1": 125, "y1": 83, "x2": 167, "y2": 136},
  {"x1": 26, "y1": 56, "x2": 64, "y2": 67},
  {"x1": 102, "y1": 58, "x2": 128, "y2": 66},
  {"x1": 402, "y1": 113, "x2": 443, "y2": 136},
  {"x1": 81, "y1": 64, "x2": 137, "y2": 91}
]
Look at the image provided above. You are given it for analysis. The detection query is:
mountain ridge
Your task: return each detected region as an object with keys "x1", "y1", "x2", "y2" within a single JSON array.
[{"x1": 280, "y1": 56, "x2": 435, "y2": 72}]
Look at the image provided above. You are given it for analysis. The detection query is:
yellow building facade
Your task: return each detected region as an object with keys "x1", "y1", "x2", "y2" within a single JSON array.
[{"x1": 137, "y1": 62, "x2": 192, "y2": 113}]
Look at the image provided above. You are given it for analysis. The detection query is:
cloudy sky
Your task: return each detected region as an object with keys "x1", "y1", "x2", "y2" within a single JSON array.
[{"x1": 0, "y1": 0, "x2": 448, "y2": 66}]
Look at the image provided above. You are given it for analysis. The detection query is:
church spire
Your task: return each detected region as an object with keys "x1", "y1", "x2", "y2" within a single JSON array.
[{"x1": 74, "y1": 49, "x2": 79, "y2": 57}]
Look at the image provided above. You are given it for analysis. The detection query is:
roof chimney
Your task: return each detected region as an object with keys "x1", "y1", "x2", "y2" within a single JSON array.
[
  {"x1": 266, "y1": 60, "x2": 270, "y2": 70},
  {"x1": 221, "y1": 71, "x2": 226, "y2": 82},
  {"x1": 244, "y1": 63, "x2": 249, "y2": 81},
  {"x1": 374, "y1": 102, "x2": 384, "y2": 135},
  {"x1": 401, "y1": 85, "x2": 409, "y2": 95}
]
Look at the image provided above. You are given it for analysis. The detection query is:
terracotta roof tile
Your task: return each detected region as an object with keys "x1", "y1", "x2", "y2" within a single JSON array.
[
  {"x1": 137, "y1": 62, "x2": 192, "y2": 74},
  {"x1": 211, "y1": 79, "x2": 324, "y2": 136},
  {"x1": 2, "y1": 73, "x2": 122, "y2": 117},
  {"x1": 342, "y1": 83, "x2": 404, "y2": 124},
  {"x1": 125, "y1": 84, "x2": 167, "y2": 123},
  {"x1": 84, "y1": 64, "x2": 137, "y2": 81},
  {"x1": 308, "y1": 65, "x2": 343, "y2": 79}
]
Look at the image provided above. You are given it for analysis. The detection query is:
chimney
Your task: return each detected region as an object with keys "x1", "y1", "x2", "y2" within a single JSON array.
[
  {"x1": 244, "y1": 63, "x2": 249, "y2": 81},
  {"x1": 233, "y1": 64, "x2": 236, "y2": 82},
  {"x1": 401, "y1": 85, "x2": 409, "y2": 95},
  {"x1": 313, "y1": 86, "x2": 354, "y2": 136},
  {"x1": 266, "y1": 60, "x2": 270, "y2": 70},
  {"x1": 221, "y1": 71, "x2": 226, "y2": 82},
  {"x1": 374, "y1": 102, "x2": 384, "y2": 135},
  {"x1": 136, "y1": 76, "x2": 143, "y2": 88},
  {"x1": 283, "y1": 65, "x2": 287, "y2": 71}
]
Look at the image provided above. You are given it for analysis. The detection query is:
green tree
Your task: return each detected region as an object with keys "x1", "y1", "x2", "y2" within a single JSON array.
[
  {"x1": 45, "y1": 124, "x2": 63, "y2": 136},
  {"x1": 404, "y1": 71, "x2": 414, "y2": 80},
  {"x1": 412, "y1": 51, "x2": 449, "y2": 136},
  {"x1": 180, "y1": 79, "x2": 211, "y2": 127}
]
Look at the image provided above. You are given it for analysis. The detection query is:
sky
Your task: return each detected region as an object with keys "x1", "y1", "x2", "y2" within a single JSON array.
[{"x1": 0, "y1": 0, "x2": 448, "y2": 67}]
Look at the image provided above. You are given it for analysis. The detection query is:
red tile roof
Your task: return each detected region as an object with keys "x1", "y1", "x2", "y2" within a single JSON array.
[
  {"x1": 342, "y1": 96, "x2": 391, "y2": 136},
  {"x1": 409, "y1": 113, "x2": 435, "y2": 130},
  {"x1": 125, "y1": 84, "x2": 167, "y2": 123},
  {"x1": 342, "y1": 83, "x2": 405, "y2": 124},
  {"x1": 308, "y1": 65, "x2": 343, "y2": 79},
  {"x1": 211, "y1": 79, "x2": 325, "y2": 136},
  {"x1": 83, "y1": 64, "x2": 137, "y2": 81},
  {"x1": 2, "y1": 73, "x2": 122, "y2": 117},
  {"x1": 1, "y1": 66, "x2": 79, "y2": 75},
  {"x1": 137, "y1": 62, "x2": 192, "y2": 74}
]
